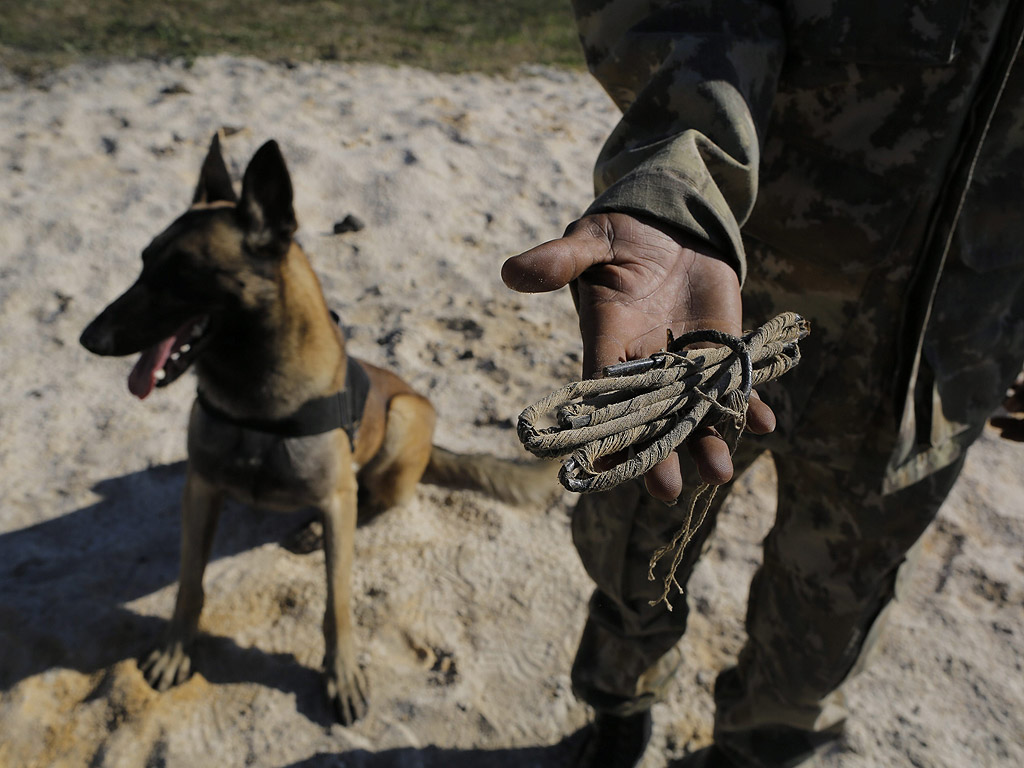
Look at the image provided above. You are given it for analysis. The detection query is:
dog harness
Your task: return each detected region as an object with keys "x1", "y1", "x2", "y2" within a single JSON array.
[{"x1": 196, "y1": 360, "x2": 371, "y2": 444}]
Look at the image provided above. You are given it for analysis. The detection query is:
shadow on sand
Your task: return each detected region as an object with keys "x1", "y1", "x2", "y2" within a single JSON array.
[
  {"x1": 1, "y1": 462, "x2": 585, "y2": 762},
  {"x1": 278, "y1": 738, "x2": 581, "y2": 768},
  {"x1": 0, "y1": 461, "x2": 336, "y2": 721}
]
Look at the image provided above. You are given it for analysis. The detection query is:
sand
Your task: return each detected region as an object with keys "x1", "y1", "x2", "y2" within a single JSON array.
[{"x1": 1, "y1": 56, "x2": 1022, "y2": 768}]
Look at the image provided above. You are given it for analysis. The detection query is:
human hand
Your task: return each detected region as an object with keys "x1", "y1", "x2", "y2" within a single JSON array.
[
  {"x1": 502, "y1": 212, "x2": 775, "y2": 502},
  {"x1": 990, "y1": 370, "x2": 1024, "y2": 442}
]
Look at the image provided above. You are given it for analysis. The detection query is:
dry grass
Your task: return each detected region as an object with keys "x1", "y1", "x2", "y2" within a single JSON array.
[{"x1": 0, "y1": 0, "x2": 584, "y2": 79}]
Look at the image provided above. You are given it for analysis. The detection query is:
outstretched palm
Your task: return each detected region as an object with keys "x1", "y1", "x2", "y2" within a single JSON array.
[{"x1": 503, "y1": 213, "x2": 774, "y2": 501}]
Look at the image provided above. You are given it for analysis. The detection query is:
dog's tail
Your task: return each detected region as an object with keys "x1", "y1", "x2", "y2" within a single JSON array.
[{"x1": 421, "y1": 446, "x2": 560, "y2": 507}]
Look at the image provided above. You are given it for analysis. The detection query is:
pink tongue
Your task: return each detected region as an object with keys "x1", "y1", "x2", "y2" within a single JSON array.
[{"x1": 128, "y1": 337, "x2": 177, "y2": 399}]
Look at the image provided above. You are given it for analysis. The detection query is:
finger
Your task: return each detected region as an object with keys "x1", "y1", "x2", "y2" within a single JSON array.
[
  {"x1": 644, "y1": 452, "x2": 683, "y2": 502},
  {"x1": 501, "y1": 230, "x2": 607, "y2": 294},
  {"x1": 745, "y1": 390, "x2": 776, "y2": 435},
  {"x1": 686, "y1": 429, "x2": 734, "y2": 485},
  {"x1": 644, "y1": 428, "x2": 736, "y2": 502}
]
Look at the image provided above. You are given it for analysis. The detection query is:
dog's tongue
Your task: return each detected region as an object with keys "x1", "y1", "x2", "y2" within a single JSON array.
[{"x1": 128, "y1": 337, "x2": 177, "y2": 399}]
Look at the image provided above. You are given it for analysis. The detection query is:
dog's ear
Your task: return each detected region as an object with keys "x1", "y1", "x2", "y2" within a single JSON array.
[
  {"x1": 238, "y1": 140, "x2": 297, "y2": 258},
  {"x1": 192, "y1": 133, "x2": 238, "y2": 205}
]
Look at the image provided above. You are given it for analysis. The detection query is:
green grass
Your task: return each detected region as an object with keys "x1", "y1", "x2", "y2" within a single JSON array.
[{"x1": 0, "y1": 0, "x2": 586, "y2": 79}]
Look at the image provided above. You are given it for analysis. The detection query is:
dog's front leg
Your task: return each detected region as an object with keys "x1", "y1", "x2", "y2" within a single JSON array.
[
  {"x1": 320, "y1": 484, "x2": 368, "y2": 724},
  {"x1": 141, "y1": 467, "x2": 223, "y2": 691}
]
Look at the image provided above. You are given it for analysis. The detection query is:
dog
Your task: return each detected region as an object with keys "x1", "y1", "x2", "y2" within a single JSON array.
[{"x1": 80, "y1": 134, "x2": 554, "y2": 724}]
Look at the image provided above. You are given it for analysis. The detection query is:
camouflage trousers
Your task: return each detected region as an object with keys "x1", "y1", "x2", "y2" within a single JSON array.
[{"x1": 570, "y1": 432, "x2": 974, "y2": 765}]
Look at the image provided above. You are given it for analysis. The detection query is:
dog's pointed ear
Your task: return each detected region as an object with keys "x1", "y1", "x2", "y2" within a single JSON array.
[
  {"x1": 238, "y1": 140, "x2": 297, "y2": 258},
  {"x1": 192, "y1": 133, "x2": 237, "y2": 205}
]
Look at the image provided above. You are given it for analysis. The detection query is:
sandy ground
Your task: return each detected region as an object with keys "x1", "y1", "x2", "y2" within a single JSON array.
[{"x1": 1, "y1": 57, "x2": 1022, "y2": 768}]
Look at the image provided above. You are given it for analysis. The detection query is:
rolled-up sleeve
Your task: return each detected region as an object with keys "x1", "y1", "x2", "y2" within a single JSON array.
[{"x1": 573, "y1": 0, "x2": 786, "y2": 283}]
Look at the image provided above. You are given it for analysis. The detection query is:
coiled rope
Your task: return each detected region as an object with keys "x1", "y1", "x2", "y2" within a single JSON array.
[{"x1": 517, "y1": 312, "x2": 810, "y2": 608}]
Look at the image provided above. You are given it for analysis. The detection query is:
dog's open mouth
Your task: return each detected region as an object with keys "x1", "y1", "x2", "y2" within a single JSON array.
[{"x1": 128, "y1": 316, "x2": 211, "y2": 399}]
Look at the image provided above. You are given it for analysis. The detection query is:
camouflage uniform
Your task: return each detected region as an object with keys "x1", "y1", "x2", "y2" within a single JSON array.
[{"x1": 568, "y1": 0, "x2": 1024, "y2": 763}]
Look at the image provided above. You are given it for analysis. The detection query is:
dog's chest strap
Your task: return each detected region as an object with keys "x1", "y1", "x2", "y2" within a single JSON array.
[{"x1": 196, "y1": 360, "x2": 371, "y2": 443}]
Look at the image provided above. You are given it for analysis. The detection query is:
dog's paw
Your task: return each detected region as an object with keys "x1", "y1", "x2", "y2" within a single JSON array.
[
  {"x1": 282, "y1": 518, "x2": 323, "y2": 554},
  {"x1": 326, "y1": 664, "x2": 369, "y2": 725},
  {"x1": 140, "y1": 640, "x2": 194, "y2": 691}
]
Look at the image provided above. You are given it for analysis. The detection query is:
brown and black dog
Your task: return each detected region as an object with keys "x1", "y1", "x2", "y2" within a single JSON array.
[{"x1": 80, "y1": 135, "x2": 552, "y2": 724}]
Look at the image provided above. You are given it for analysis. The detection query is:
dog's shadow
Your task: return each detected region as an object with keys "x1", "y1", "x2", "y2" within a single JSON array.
[
  {"x1": 279, "y1": 740, "x2": 582, "y2": 768},
  {"x1": 0, "y1": 461, "x2": 341, "y2": 723},
  {"x1": 2, "y1": 462, "x2": 582, "y2": 764}
]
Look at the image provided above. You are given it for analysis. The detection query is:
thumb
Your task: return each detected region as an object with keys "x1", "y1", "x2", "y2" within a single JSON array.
[{"x1": 501, "y1": 229, "x2": 606, "y2": 294}]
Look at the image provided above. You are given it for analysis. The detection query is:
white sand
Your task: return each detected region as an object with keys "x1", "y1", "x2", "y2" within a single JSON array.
[{"x1": 1, "y1": 56, "x2": 1021, "y2": 768}]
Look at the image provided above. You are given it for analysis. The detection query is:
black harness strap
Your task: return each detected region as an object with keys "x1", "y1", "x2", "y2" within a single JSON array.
[{"x1": 197, "y1": 358, "x2": 371, "y2": 443}]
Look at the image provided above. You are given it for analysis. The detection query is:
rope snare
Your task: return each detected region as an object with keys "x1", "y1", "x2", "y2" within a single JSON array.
[
  {"x1": 517, "y1": 312, "x2": 810, "y2": 609},
  {"x1": 518, "y1": 312, "x2": 809, "y2": 492}
]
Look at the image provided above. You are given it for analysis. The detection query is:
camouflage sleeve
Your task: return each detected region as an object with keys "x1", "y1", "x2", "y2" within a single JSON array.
[{"x1": 573, "y1": 0, "x2": 786, "y2": 283}]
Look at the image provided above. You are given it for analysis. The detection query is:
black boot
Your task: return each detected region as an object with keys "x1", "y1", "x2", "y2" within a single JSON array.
[
  {"x1": 669, "y1": 744, "x2": 738, "y2": 768},
  {"x1": 574, "y1": 710, "x2": 653, "y2": 768},
  {"x1": 671, "y1": 724, "x2": 843, "y2": 768}
]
